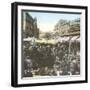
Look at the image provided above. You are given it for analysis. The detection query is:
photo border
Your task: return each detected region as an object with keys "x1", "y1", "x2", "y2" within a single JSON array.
[{"x1": 11, "y1": 2, "x2": 88, "y2": 87}]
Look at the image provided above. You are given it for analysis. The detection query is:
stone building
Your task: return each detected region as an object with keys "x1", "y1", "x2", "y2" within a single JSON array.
[{"x1": 22, "y1": 12, "x2": 39, "y2": 38}]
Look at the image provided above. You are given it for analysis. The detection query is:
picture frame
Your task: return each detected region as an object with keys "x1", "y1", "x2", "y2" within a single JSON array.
[{"x1": 11, "y1": 2, "x2": 88, "y2": 87}]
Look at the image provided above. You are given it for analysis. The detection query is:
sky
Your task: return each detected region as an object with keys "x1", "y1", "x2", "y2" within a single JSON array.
[{"x1": 28, "y1": 11, "x2": 80, "y2": 33}]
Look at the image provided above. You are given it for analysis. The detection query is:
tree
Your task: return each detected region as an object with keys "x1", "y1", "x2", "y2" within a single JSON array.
[
  {"x1": 53, "y1": 18, "x2": 80, "y2": 36},
  {"x1": 54, "y1": 19, "x2": 69, "y2": 36},
  {"x1": 43, "y1": 32, "x2": 52, "y2": 40},
  {"x1": 68, "y1": 18, "x2": 80, "y2": 35}
]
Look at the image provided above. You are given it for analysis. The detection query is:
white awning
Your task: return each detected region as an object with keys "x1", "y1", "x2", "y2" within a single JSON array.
[
  {"x1": 71, "y1": 36, "x2": 79, "y2": 42},
  {"x1": 76, "y1": 37, "x2": 80, "y2": 42},
  {"x1": 23, "y1": 37, "x2": 36, "y2": 41},
  {"x1": 57, "y1": 37, "x2": 70, "y2": 42},
  {"x1": 62, "y1": 37, "x2": 70, "y2": 41}
]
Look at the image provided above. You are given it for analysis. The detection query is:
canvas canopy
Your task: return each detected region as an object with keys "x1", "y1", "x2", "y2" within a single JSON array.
[
  {"x1": 70, "y1": 36, "x2": 80, "y2": 42},
  {"x1": 23, "y1": 36, "x2": 80, "y2": 45},
  {"x1": 23, "y1": 37, "x2": 34, "y2": 41},
  {"x1": 35, "y1": 39, "x2": 57, "y2": 44}
]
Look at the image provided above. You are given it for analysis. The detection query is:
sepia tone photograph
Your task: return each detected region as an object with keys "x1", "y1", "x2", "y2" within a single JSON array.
[{"x1": 21, "y1": 11, "x2": 80, "y2": 78}]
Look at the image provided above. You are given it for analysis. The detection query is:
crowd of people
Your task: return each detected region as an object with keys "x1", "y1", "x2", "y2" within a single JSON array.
[{"x1": 22, "y1": 40, "x2": 80, "y2": 77}]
